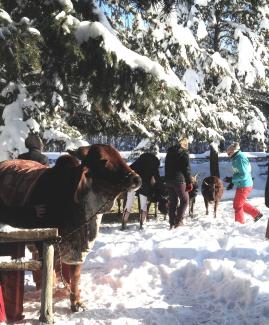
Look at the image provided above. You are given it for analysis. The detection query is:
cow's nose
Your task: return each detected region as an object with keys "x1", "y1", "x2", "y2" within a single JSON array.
[{"x1": 129, "y1": 174, "x2": 142, "y2": 191}]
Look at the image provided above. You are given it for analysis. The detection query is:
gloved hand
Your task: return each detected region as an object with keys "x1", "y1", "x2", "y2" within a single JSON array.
[
  {"x1": 186, "y1": 183, "x2": 193, "y2": 192},
  {"x1": 223, "y1": 176, "x2": 232, "y2": 183},
  {"x1": 226, "y1": 183, "x2": 234, "y2": 190}
]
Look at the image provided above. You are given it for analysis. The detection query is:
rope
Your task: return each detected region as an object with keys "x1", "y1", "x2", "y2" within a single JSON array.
[{"x1": 53, "y1": 194, "x2": 115, "y2": 293}]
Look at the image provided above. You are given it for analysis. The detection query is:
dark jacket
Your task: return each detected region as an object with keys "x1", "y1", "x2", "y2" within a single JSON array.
[
  {"x1": 18, "y1": 149, "x2": 49, "y2": 166},
  {"x1": 165, "y1": 145, "x2": 192, "y2": 184},
  {"x1": 130, "y1": 153, "x2": 160, "y2": 196}
]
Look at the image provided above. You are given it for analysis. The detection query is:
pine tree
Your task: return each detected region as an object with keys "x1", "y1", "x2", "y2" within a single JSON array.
[{"x1": 0, "y1": 0, "x2": 268, "y2": 157}]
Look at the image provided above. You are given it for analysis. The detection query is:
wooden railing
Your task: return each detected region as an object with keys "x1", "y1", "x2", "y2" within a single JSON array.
[{"x1": 0, "y1": 228, "x2": 59, "y2": 324}]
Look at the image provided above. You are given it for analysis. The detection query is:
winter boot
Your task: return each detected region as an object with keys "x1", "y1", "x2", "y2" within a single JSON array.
[
  {"x1": 121, "y1": 210, "x2": 130, "y2": 230},
  {"x1": 139, "y1": 211, "x2": 147, "y2": 230}
]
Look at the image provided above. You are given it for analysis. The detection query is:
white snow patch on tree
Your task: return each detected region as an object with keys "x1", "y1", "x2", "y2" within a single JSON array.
[
  {"x1": 197, "y1": 20, "x2": 208, "y2": 40},
  {"x1": 74, "y1": 21, "x2": 187, "y2": 91},
  {"x1": 246, "y1": 117, "x2": 266, "y2": 143},
  {"x1": 0, "y1": 9, "x2": 12, "y2": 23},
  {"x1": 215, "y1": 76, "x2": 233, "y2": 95},
  {"x1": 183, "y1": 69, "x2": 202, "y2": 95}
]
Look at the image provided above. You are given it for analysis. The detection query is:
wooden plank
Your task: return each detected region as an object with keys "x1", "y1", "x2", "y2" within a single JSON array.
[
  {"x1": 0, "y1": 259, "x2": 41, "y2": 271},
  {"x1": 0, "y1": 228, "x2": 58, "y2": 242},
  {"x1": 39, "y1": 242, "x2": 54, "y2": 324}
]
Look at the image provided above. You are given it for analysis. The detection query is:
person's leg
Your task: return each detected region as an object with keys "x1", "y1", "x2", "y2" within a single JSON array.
[
  {"x1": 233, "y1": 187, "x2": 252, "y2": 223},
  {"x1": 241, "y1": 187, "x2": 261, "y2": 218},
  {"x1": 167, "y1": 184, "x2": 177, "y2": 229},
  {"x1": 0, "y1": 243, "x2": 25, "y2": 322},
  {"x1": 175, "y1": 183, "x2": 189, "y2": 226},
  {"x1": 121, "y1": 191, "x2": 135, "y2": 230},
  {"x1": 139, "y1": 194, "x2": 148, "y2": 230}
]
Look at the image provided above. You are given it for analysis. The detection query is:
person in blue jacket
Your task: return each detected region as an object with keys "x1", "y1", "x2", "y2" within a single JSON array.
[{"x1": 224, "y1": 142, "x2": 263, "y2": 224}]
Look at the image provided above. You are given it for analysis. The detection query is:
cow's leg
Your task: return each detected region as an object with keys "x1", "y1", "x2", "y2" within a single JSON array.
[
  {"x1": 147, "y1": 201, "x2": 151, "y2": 217},
  {"x1": 117, "y1": 198, "x2": 121, "y2": 215},
  {"x1": 121, "y1": 209, "x2": 130, "y2": 230},
  {"x1": 139, "y1": 211, "x2": 147, "y2": 230},
  {"x1": 139, "y1": 194, "x2": 148, "y2": 230},
  {"x1": 204, "y1": 198, "x2": 209, "y2": 215},
  {"x1": 214, "y1": 200, "x2": 218, "y2": 218},
  {"x1": 121, "y1": 191, "x2": 135, "y2": 230},
  {"x1": 190, "y1": 198, "x2": 196, "y2": 217},
  {"x1": 69, "y1": 264, "x2": 85, "y2": 312}
]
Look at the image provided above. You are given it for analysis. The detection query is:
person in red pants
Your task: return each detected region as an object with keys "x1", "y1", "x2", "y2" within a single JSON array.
[
  {"x1": 224, "y1": 142, "x2": 263, "y2": 224},
  {"x1": 0, "y1": 282, "x2": 6, "y2": 323},
  {"x1": 0, "y1": 243, "x2": 25, "y2": 322}
]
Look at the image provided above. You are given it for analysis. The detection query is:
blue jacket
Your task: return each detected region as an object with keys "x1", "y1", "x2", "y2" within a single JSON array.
[{"x1": 231, "y1": 151, "x2": 253, "y2": 188}]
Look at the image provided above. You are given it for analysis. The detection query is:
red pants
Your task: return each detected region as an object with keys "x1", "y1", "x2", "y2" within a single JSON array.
[
  {"x1": 233, "y1": 187, "x2": 260, "y2": 224},
  {"x1": 0, "y1": 285, "x2": 6, "y2": 322},
  {"x1": 0, "y1": 243, "x2": 25, "y2": 322}
]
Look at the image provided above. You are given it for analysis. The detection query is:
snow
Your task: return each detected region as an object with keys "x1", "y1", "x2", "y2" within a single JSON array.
[
  {"x1": 1, "y1": 2, "x2": 268, "y2": 151},
  {"x1": 2, "y1": 155, "x2": 269, "y2": 324},
  {"x1": 183, "y1": 69, "x2": 202, "y2": 96},
  {"x1": 0, "y1": 9, "x2": 12, "y2": 23},
  {"x1": 57, "y1": 0, "x2": 73, "y2": 12},
  {"x1": 0, "y1": 2, "x2": 269, "y2": 321},
  {"x1": 74, "y1": 21, "x2": 186, "y2": 91}
]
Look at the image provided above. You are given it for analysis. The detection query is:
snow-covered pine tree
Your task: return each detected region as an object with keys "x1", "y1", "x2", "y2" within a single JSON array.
[{"x1": 0, "y1": 0, "x2": 268, "y2": 158}]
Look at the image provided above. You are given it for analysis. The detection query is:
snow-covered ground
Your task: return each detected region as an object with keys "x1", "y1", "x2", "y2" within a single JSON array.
[{"x1": 3, "y1": 157, "x2": 269, "y2": 324}]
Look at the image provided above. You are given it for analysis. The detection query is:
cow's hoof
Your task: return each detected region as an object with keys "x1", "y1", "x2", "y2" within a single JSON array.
[{"x1": 71, "y1": 301, "x2": 87, "y2": 312}]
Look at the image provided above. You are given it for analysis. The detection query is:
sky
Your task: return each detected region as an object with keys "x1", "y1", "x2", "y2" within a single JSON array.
[{"x1": 1, "y1": 156, "x2": 269, "y2": 325}]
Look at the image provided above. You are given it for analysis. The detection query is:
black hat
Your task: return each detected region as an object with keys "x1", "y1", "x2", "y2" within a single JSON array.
[{"x1": 25, "y1": 133, "x2": 43, "y2": 150}]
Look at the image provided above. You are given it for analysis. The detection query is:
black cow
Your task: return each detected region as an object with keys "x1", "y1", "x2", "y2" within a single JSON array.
[
  {"x1": 0, "y1": 144, "x2": 141, "y2": 312},
  {"x1": 201, "y1": 176, "x2": 224, "y2": 218}
]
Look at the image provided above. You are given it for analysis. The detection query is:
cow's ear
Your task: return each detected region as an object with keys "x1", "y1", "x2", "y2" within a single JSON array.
[
  {"x1": 74, "y1": 168, "x2": 92, "y2": 203},
  {"x1": 67, "y1": 146, "x2": 90, "y2": 161}
]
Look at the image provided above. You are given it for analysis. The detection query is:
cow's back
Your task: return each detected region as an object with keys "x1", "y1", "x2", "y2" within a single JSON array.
[{"x1": 0, "y1": 160, "x2": 48, "y2": 206}]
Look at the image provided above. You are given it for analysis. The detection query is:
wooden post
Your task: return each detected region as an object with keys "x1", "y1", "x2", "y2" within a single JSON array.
[
  {"x1": 210, "y1": 144, "x2": 220, "y2": 178},
  {"x1": 39, "y1": 242, "x2": 54, "y2": 324},
  {"x1": 265, "y1": 219, "x2": 269, "y2": 239}
]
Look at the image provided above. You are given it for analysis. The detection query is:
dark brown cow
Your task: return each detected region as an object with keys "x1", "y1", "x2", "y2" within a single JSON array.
[
  {"x1": 201, "y1": 176, "x2": 224, "y2": 218},
  {"x1": 0, "y1": 144, "x2": 141, "y2": 311}
]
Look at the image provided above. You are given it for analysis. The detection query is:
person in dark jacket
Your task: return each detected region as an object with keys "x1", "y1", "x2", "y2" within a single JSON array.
[
  {"x1": 165, "y1": 137, "x2": 193, "y2": 228},
  {"x1": 121, "y1": 151, "x2": 161, "y2": 230},
  {"x1": 18, "y1": 132, "x2": 49, "y2": 166}
]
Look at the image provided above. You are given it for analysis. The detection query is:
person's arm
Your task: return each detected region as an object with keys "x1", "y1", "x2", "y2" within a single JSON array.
[
  {"x1": 153, "y1": 158, "x2": 161, "y2": 183},
  {"x1": 181, "y1": 151, "x2": 192, "y2": 184}
]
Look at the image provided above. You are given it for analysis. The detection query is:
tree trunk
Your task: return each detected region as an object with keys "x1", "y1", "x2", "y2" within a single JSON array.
[{"x1": 210, "y1": 144, "x2": 220, "y2": 178}]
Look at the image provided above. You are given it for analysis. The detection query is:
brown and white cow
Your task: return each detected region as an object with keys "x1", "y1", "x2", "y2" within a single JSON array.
[{"x1": 0, "y1": 144, "x2": 141, "y2": 311}]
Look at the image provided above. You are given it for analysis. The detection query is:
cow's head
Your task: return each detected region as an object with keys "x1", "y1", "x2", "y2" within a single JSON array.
[{"x1": 68, "y1": 144, "x2": 141, "y2": 216}]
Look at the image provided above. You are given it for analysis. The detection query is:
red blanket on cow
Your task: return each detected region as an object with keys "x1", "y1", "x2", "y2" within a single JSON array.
[{"x1": 0, "y1": 160, "x2": 48, "y2": 207}]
